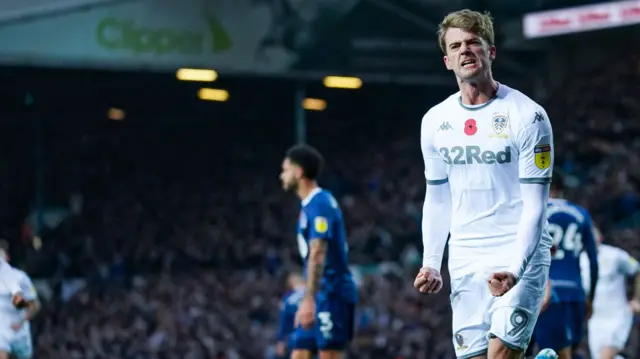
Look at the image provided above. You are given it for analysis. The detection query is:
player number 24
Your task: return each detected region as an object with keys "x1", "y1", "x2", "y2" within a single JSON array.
[{"x1": 547, "y1": 222, "x2": 583, "y2": 260}]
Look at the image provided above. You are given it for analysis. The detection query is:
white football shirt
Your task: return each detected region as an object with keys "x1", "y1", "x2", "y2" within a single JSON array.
[
  {"x1": 421, "y1": 83, "x2": 554, "y2": 278},
  {"x1": 0, "y1": 263, "x2": 37, "y2": 332},
  {"x1": 581, "y1": 244, "x2": 639, "y2": 317}
]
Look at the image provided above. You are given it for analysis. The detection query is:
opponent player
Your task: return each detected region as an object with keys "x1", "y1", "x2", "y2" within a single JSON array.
[
  {"x1": 581, "y1": 229, "x2": 640, "y2": 359},
  {"x1": 280, "y1": 144, "x2": 357, "y2": 359},
  {"x1": 533, "y1": 173, "x2": 598, "y2": 359},
  {"x1": 275, "y1": 273, "x2": 316, "y2": 359},
  {"x1": 412, "y1": 9, "x2": 555, "y2": 359},
  {"x1": 0, "y1": 240, "x2": 40, "y2": 359}
]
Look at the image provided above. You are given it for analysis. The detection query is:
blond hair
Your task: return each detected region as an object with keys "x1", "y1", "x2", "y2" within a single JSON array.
[{"x1": 437, "y1": 9, "x2": 495, "y2": 53}]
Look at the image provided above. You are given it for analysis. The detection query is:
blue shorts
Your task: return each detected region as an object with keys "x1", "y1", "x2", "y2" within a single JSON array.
[
  {"x1": 316, "y1": 293, "x2": 355, "y2": 350},
  {"x1": 291, "y1": 293, "x2": 355, "y2": 352},
  {"x1": 290, "y1": 328, "x2": 317, "y2": 353},
  {"x1": 534, "y1": 301, "x2": 585, "y2": 350}
]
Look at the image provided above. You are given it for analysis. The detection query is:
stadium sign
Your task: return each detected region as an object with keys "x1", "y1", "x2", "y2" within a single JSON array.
[
  {"x1": 0, "y1": 0, "x2": 300, "y2": 73},
  {"x1": 95, "y1": 16, "x2": 232, "y2": 56},
  {"x1": 0, "y1": 0, "x2": 452, "y2": 84},
  {"x1": 523, "y1": 0, "x2": 640, "y2": 38}
]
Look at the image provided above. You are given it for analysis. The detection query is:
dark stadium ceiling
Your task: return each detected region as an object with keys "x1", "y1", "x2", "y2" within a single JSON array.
[
  {"x1": 0, "y1": 0, "x2": 623, "y2": 124},
  {"x1": 0, "y1": 0, "x2": 610, "y2": 89},
  {"x1": 289, "y1": 0, "x2": 610, "y2": 83}
]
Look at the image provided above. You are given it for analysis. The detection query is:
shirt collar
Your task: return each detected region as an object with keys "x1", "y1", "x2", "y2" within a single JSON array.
[{"x1": 301, "y1": 187, "x2": 322, "y2": 207}]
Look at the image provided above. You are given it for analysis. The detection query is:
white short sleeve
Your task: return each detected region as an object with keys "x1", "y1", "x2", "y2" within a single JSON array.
[
  {"x1": 618, "y1": 250, "x2": 639, "y2": 276},
  {"x1": 18, "y1": 271, "x2": 38, "y2": 301},
  {"x1": 515, "y1": 108, "x2": 553, "y2": 184},
  {"x1": 421, "y1": 112, "x2": 448, "y2": 184}
]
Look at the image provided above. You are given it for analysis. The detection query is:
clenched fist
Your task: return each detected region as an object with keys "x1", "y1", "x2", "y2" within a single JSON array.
[
  {"x1": 488, "y1": 272, "x2": 516, "y2": 297},
  {"x1": 414, "y1": 267, "x2": 443, "y2": 294}
]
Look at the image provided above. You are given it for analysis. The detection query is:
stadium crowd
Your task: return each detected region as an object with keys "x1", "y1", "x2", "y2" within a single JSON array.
[{"x1": 0, "y1": 52, "x2": 638, "y2": 359}]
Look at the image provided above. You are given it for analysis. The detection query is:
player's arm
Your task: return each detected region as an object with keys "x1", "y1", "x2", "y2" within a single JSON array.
[
  {"x1": 419, "y1": 112, "x2": 452, "y2": 272},
  {"x1": 14, "y1": 273, "x2": 40, "y2": 325},
  {"x1": 620, "y1": 250, "x2": 640, "y2": 303},
  {"x1": 304, "y1": 206, "x2": 333, "y2": 299},
  {"x1": 579, "y1": 251, "x2": 592, "y2": 294},
  {"x1": 276, "y1": 299, "x2": 291, "y2": 341},
  {"x1": 540, "y1": 280, "x2": 552, "y2": 312},
  {"x1": 582, "y1": 222, "x2": 599, "y2": 303},
  {"x1": 508, "y1": 108, "x2": 554, "y2": 281},
  {"x1": 632, "y1": 270, "x2": 640, "y2": 313},
  {"x1": 275, "y1": 299, "x2": 292, "y2": 356}
]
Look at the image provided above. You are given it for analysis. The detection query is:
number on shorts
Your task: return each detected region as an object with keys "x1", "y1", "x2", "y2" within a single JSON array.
[
  {"x1": 507, "y1": 309, "x2": 529, "y2": 336},
  {"x1": 318, "y1": 311, "x2": 333, "y2": 338}
]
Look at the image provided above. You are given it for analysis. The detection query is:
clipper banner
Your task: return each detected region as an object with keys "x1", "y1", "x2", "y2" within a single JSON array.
[{"x1": 0, "y1": 0, "x2": 359, "y2": 73}]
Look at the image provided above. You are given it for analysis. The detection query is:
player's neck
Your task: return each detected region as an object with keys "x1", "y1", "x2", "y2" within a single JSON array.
[
  {"x1": 458, "y1": 74, "x2": 498, "y2": 106},
  {"x1": 297, "y1": 180, "x2": 319, "y2": 201}
]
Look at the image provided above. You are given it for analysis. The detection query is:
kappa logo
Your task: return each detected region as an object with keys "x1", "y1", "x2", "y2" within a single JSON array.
[
  {"x1": 438, "y1": 121, "x2": 453, "y2": 131},
  {"x1": 532, "y1": 111, "x2": 545, "y2": 123}
]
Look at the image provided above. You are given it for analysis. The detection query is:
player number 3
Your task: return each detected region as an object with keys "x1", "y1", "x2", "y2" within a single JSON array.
[{"x1": 318, "y1": 311, "x2": 333, "y2": 338}]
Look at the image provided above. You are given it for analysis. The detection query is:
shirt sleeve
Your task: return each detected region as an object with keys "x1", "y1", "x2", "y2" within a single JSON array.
[
  {"x1": 19, "y1": 272, "x2": 38, "y2": 301},
  {"x1": 506, "y1": 182, "x2": 549, "y2": 280},
  {"x1": 515, "y1": 107, "x2": 553, "y2": 184},
  {"x1": 420, "y1": 111, "x2": 452, "y2": 270},
  {"x1": 421, "y1": 111, "x2": 449, "y2": 184},
  {"x1": 307, "y1": 201, "x2": 334, "y2": 241},
  {"x1": 618, "y1": 250, "x2": 640, "y2": 276}
]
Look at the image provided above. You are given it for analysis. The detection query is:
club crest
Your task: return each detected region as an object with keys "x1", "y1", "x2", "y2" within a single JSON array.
[
  {"x1": 492, "y1": 114, "x2": 508, "y2": 134},
  {"x1": 454, "y1": 333, "x2": 467, "y2": 349},
  {"x1": 455, "y1": 333, "x2": 464, "y2": 347}
]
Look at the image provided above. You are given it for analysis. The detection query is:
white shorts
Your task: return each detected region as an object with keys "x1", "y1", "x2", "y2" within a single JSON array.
[
  {"x1": 450, "y1": 264, "x2": 549, "y2": 359},
  {"x1": 587, "y1": 313, "x2": 632, "y2": 359},
  {"x1": 0, "y1": 329, "x2": 33, "y2": 359}
]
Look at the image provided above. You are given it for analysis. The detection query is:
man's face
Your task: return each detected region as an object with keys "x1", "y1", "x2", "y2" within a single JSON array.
[
  {"x1": 280, "y1": 158, "x2": 301, "y2": 191},
  {"x1": 442, "y1": 27, "x2": 495, "y2": 82}
]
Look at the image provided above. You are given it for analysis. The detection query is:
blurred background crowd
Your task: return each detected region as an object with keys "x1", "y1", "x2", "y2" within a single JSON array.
[{"x1": 0, "y1": 0, "x2": 639, "y2": 358}]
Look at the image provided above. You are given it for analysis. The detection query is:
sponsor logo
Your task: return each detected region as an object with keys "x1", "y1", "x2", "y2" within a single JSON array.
[
  {"x1": 96, "y1": 16, "x2": 231, "y2": 55},
  {"x1": 534, "y1": 144, "x2": 551, "y2": 169},
  {"x1": 439, "y1": 146, "x2": 511, "y2": 165},
  {"x1": 314, "y1": 216, "x2": 328, "y2": 233},
  {"x1": 438, "y1": 121, "x2": 453, "y2": 131},
  {"x1": 532, "y1": 111, "x2": 545, "y2": 123}
]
